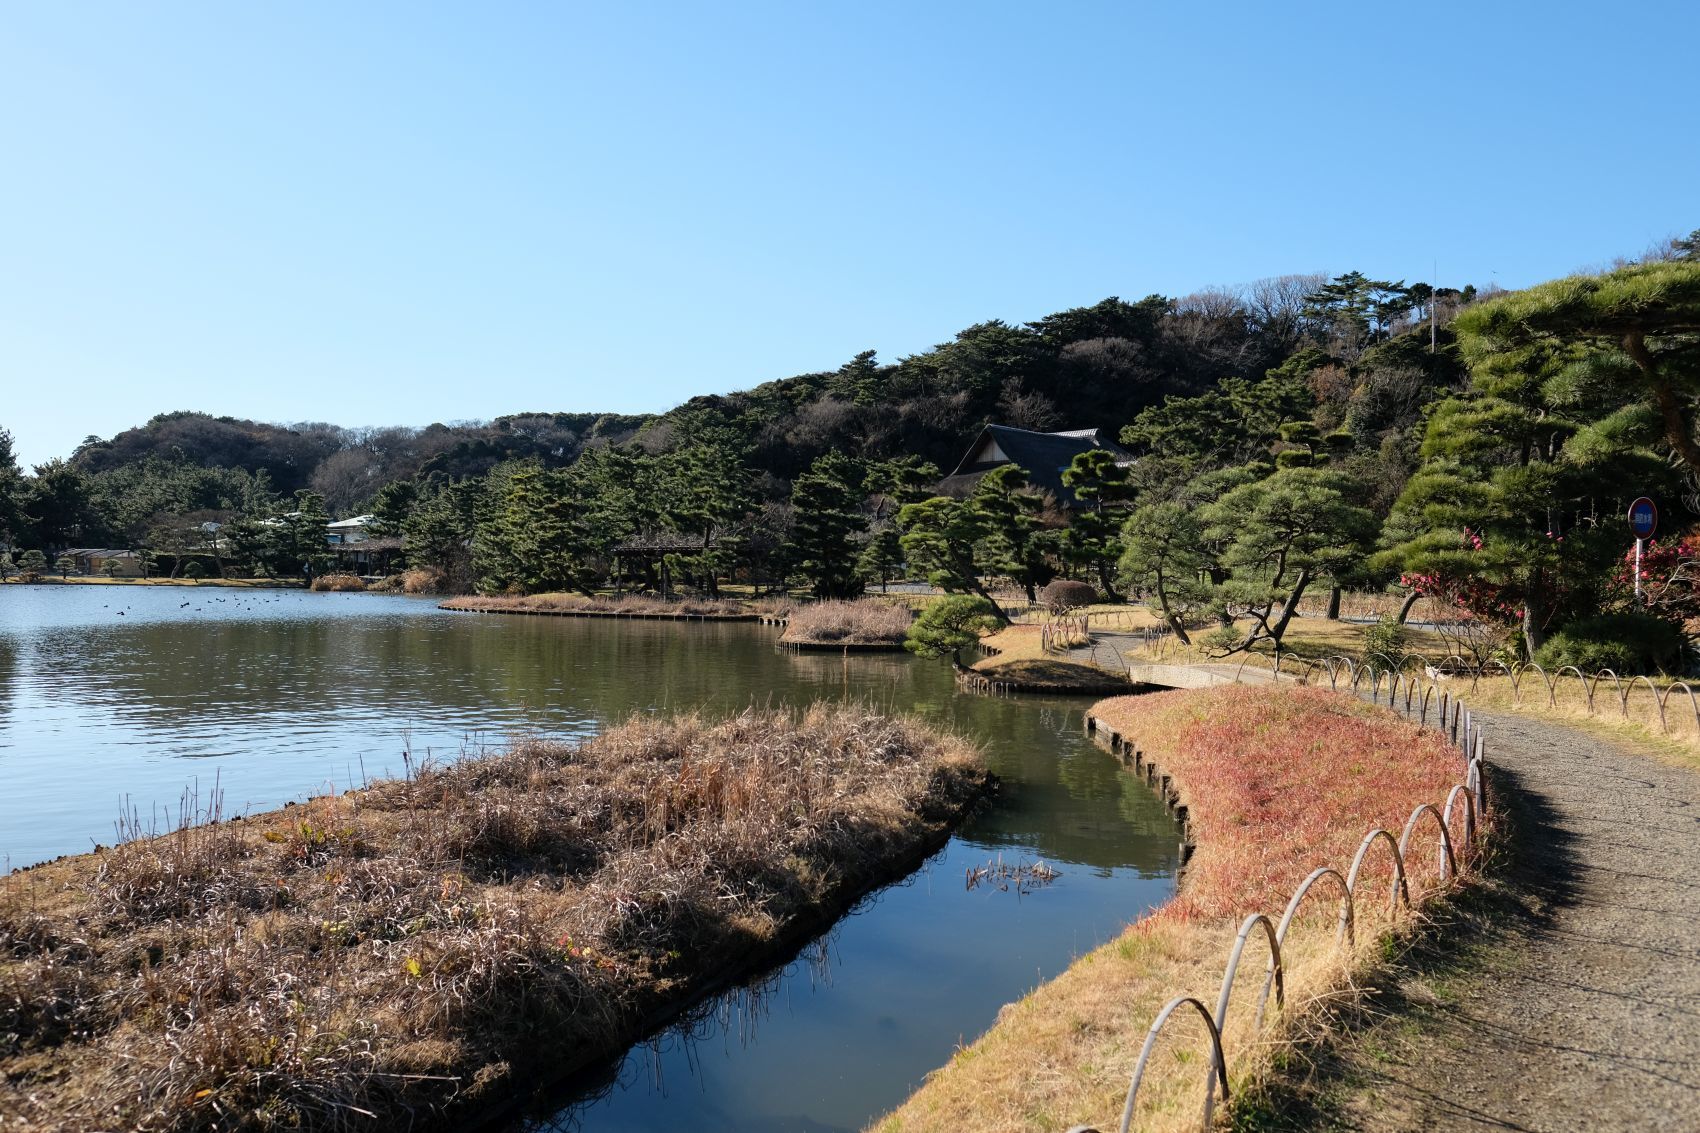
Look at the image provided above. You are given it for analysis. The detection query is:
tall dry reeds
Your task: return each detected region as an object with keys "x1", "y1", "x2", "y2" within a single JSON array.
[
  {"x1": 308, "y1": 572, "x2": 367, "y2": 592},
  {"x1": 445, "y1": 592, "x2": 754, "y2": 617},
  {"x1": 1, "y1": 705, "x2": 985, "y2": 1132},
  {"x1": 781, "y1": 599, "x2": 914, "y2": 645}
]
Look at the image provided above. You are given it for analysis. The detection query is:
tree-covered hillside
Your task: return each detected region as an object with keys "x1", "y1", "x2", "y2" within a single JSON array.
[{"x1": 8, "y1": 238, "x2": 1700, "y2": 673}]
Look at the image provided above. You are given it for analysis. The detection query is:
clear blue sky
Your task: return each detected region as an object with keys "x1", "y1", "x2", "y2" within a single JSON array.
[{"x1": 3, "y1": 1, "x2": 1696, "y2": 469}]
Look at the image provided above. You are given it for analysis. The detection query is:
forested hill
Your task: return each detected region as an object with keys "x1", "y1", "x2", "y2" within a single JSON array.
[
  {"x1": 67, "y1": 411, "x2": 653, "y2": 506},
  {"x1": 627, "y1": 278, "x2": 1471, "y2": 482},
  {"x1": 11, "y1": 271, "x2": 1475, "y2": 537}
]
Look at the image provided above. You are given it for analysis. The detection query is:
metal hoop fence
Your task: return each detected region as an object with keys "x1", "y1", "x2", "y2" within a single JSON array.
[{"x1": 1088, "y1": 660, "x2": 1489, "y2": 1133}]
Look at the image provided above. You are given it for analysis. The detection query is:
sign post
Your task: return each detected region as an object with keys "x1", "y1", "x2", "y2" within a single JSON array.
[{"x1": 1628, "y1": 497, "x2": 1658, "y2": 606}]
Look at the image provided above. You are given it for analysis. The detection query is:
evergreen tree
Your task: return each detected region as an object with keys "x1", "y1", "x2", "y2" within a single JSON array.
[
  {"x1": 969, "y1": 465, "x2": 1053, "y2": 602},
  {"x1": 1202, "y1": 467, "x2": 1377, "y2": 651},
  {"x1": 897, "y1": 496, "x2": 1004, "y2": 618},
  {"x1": 790, "y1": 452, "x2": 868, "y2": 599},
  {"x1": 1061, "y1": 449, "x2": 1133, "y2": 598},
  {"x1": 903, "y1": 594, "x2": 1002, "y2": 664}
]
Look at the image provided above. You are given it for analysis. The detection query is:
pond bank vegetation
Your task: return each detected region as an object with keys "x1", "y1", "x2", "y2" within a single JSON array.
[
  {"x1": 873, "y1": 685, "x2": 1473, "y2": 1132},
  {"x1": 1, "y1": 705, "x2": 988, "y2": 1132},
  {"x1": 780, "y1": 599, "x2": 914, "y2": 648},
  {"x1": 440, "y1": 592, "x2": 778, "y2": 619}
]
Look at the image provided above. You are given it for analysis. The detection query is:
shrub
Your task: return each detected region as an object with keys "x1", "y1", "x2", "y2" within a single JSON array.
[
  {"x1": 1200, "y1": 624, "x2": 1243, "y2": 654},
  {"x1": 1362, "y1": 615, "x2": 1407, "y2": 668},
  {"x1": 1039, "y1": 579, "x2": 1098, "y2": 616},
  {"x1": 310, "y1": 573, "x2": 368, "y2": 592},
  {"x1": 1533, "y1": 612, "x2": 1687, "y2": 675},
  {"x1": 905, "y1": 595, "x2": 1002, "y2": 661},
  {"x1": 16, "y1": 549, "x2": 46, "y2": 583},
  {"x1": 180, "y1": 561, "x2": 204, "y2": 580},
  {"x1": 402, "y1": 566, "x2": 448, "y2": 594}
]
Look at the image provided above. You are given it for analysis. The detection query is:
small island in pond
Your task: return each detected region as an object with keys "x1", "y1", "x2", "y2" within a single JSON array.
[{"x1": 0, "y1": 705, "x2": 988, "y2": 1132}]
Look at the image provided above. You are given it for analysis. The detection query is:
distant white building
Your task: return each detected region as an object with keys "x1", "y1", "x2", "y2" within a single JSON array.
[{"x1": 325, "y1": 515, "x2": 375, "y2": 545}]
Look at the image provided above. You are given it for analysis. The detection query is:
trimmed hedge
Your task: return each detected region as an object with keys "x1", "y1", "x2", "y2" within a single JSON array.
[{"x1": 1533, "y1": 612, "x2": 1686, "y2": 674}]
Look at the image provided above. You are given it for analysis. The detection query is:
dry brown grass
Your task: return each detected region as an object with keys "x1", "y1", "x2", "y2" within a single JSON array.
[
  {"x1": 872, "y1": 686, "x2": 1474, "y2": 1133},
  {"x1": 444, "y1": 592, "x2": 755, "y2": 617},
  {"x1": 781, "y1": 599, "x2": 914, "y2": 645},
  {"x1": 401, "y1": 566, "x2": 448, "y2": 595},
  {"x1": 308, "y1": 573, "x2": 367, "y2": 592},
  {"x1": 1, "y1": 706, "x2": 987, "y2": 1132}
]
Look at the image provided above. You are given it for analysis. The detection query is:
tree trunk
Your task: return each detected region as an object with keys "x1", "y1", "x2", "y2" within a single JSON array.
[
  {"x1": 1625, "y1": 330, "x2": 1700, "y2": 478},
  {"x1": 1096, "y1": 560, "x2": 1122, "y2": 602},
  {"x1": 969, "y1": 580, "x2": 1009, "y2": 624},
  {"x1": 1154, "y1": 571, "x2": 1192, "y2": 645},
  {"x1": 1266, "y1": 570, "x2": 1313, "y2": 646},
  {"x1": 1396, "y1": 589, "x2": 1422, "y2": 625},
  {"x1": 1521, "y1": 599, "x2": 1548, "y2": 661},
  {"x1": 1325, "y1": 586, "x2": 1342, "y2": 620}
]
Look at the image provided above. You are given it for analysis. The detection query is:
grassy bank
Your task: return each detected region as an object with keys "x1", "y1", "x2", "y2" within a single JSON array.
[
  {"x1": 780, "y1": 599, "x2": 913, "y2": 647},
  {"x1": 970, "y1": 623, "x2": 1132, "y2": 693},
  {"x1": 440, "y1": 592, "x2": 775, "y2": 619},
  {"x1": 872, "y1": 685, "x2": 1471, "y2": 1132},
  {"x1": 1, "y1": 705, "x2": 988, "y2": 1132}
]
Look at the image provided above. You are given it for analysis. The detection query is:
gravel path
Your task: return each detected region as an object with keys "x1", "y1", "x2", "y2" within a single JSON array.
[
  {"x1": 1272, "y1": 709, "x2": 1700, "y2": 1131},
  {"x1": 1061, "y1": 637, "x2": 1700, "y2": 1127}
]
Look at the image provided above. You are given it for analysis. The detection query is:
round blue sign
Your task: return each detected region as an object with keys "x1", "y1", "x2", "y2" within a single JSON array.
[{"x1": 1629, "y1": 497, "x2": 1658, "y2": 539}]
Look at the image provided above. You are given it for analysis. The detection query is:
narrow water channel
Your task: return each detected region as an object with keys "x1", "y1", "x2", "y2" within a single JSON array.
[{"x1": 0, "y1": 585, "x2": 1180, "y2": 1131}]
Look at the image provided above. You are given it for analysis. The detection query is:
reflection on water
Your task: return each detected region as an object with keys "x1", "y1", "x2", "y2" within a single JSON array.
[{"x1": 0, "y1": 584, "x2": 1179, "y2": 1130}]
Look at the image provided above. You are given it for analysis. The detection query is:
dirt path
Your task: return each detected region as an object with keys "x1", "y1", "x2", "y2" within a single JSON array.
[{"x1": 1256, "y1": 709, "x2": 1700, "y2": 1131}]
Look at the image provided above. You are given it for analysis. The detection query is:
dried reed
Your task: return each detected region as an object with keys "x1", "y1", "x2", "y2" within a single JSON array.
[{"x1": 1, "y1": 705, "x2": 986, "y2": 1132}]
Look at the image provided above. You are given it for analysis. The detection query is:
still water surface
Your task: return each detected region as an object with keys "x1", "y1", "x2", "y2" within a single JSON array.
[{"x1": 0, "y1": 584, "x2": 1177, "y2": 1132}]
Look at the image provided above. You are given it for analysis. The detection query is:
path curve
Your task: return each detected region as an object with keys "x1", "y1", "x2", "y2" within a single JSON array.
[{"x1": 1328, "y1": 708, "x2": 1700, "y2": 1130}]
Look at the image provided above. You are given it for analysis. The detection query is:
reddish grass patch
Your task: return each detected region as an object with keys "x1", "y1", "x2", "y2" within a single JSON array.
[{"x1": 1096, "y1": 685, "x2": 1465, "y2": 921}]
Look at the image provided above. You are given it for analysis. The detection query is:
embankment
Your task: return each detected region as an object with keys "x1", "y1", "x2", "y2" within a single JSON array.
[
  {"x1": 872, "y1": 684, "x2": 1478, "y2": 1132},
  {"x1": 440, "y1": 593, "x2": 765, "y2": 620},
  {"x1": 1, "y1": 705, "x2": 989, "y2": 1132}
]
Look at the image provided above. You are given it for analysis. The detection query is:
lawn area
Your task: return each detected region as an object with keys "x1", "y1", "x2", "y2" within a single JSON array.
[{"x1": 971, "y1": 623, "x2": 1132, "y2": 692}]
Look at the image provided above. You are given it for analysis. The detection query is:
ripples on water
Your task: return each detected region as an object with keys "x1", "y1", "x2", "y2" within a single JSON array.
[{"x1": 0, "y1": 583, "x2": 1179, "y2": 1131}]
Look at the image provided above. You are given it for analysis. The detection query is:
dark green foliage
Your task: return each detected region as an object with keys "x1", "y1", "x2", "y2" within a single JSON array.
[
  {"x1": 0, "y1": 428, "x2": 25, "y2": 548},
  {"x1": 970, "y1": 465, "x2": 1053, "y2": 602},
  {"x1": 904, "y1": 595, "x2": 1002, "y2": 661},
  {"x1": 856, "y1": 525, "x2": 906, "y2": 590},
  {"x1": 790, "y1": 453, "x2": 868, "y2": 599},
  {"x1": 1533, "y1": 613, "x2": 1686, "y2": 675},
  {"x1": 1061, "y1": 449, "x2": 1133, "y2": 598},
  {"x1": 897, "y1": 497, "x2": 999, "y2": 613},
  {"x1": 1203, "y1": 466, "x2": 1378, "y2": 650},
  {"x1": 478, "y1": 467, "x2": 597, "y2": 595}
]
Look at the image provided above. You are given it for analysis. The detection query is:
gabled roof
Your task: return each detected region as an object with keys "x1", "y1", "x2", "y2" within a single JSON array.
[{"x1": 942, "y1": 424, "x2": 1133, "y2": 507}]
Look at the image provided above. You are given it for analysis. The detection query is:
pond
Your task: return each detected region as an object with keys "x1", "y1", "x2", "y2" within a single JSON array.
[{"x1": 0, "y1": 584, "x2": 1179, "y2": 1132}]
